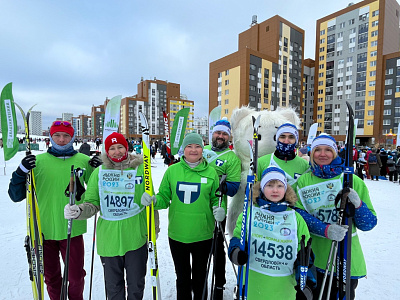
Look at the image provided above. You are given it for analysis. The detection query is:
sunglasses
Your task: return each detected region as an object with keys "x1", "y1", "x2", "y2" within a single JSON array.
[{"x1": 52, "y1": 121, "x2": 72, "y2": 127}]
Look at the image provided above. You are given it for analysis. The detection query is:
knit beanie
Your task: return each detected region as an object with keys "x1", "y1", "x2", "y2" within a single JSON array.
[
  {"x1": 260, "y1": 166, "x2": 287, "y2": 192},
  {"x1": 105, "y1": 132, "x2": 128, "y2": 153},
  {"x1": 50, "y1": 121, "x2": 74, "y2": 137},
  {"x1": 299, "y1": 147, "x2": 308, "y2": 155},
  {"x1": 276, "y1": 123, "x2": 299, "y2": 144},
  {"x1": 310, "y1": 134, "x2": 338, "y2": 153},
  {"x1": 182, "y1": 132, "x2": 204, "y2": 149},
  {"x1": 212, "y1": 119, "x2": 231, "y2": 136}
]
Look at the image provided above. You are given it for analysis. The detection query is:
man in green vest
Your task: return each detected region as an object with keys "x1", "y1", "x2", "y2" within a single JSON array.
[{"x1": 203, "y1": 119, "x2": 242, "y2": 299}]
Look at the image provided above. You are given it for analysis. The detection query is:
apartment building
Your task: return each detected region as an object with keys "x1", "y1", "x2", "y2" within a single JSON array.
[
  {"x1": 315, "y1": 0, "x2": 400, "y2": 145},
  {"x1": 209, "y1": 15, "x2": 304, "y2": 120},
  {"x1": 29, "y1": 111, "x2": 42, "y2": 136},
  {"x1": 120, "y1": 78, "x2": 194, "y2": 140},
  {"x1": 71, "y1": 114, "x2": 92, "y2": 140}
]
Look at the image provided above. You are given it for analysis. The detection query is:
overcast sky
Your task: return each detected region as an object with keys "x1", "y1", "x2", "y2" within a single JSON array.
[{"x1": 0, "y1": 0, "x2": 360, "y2": 130}]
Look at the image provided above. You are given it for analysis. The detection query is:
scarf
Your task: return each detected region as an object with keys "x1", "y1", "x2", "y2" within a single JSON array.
[
  {"x1": 310, "y1": 156, "x2": 344, "y2": 179},
  {"x1": 256, "y1": 195, "x2": 290, "y2": 212},
  {"x1": 276, "y1": 141, "x2": 296, "y2": 156}
]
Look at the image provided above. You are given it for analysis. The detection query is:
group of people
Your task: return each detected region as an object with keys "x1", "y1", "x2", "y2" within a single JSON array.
[
  {"x1": 355, "y1": 146, "x2": 400, "y2": 182},
  {"x1": 8, "y1": 117, "x2": 377, "y2": 300}
]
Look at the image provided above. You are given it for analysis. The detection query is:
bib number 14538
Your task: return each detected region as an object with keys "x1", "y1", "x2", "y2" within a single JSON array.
[{"x1": 252, "y1": 239, "x2": 293, "y2": 260}]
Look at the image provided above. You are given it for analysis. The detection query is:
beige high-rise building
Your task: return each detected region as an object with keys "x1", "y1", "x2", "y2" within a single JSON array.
[
  {"x1": 314, "y1": 0, "x2": 400, "y2": 145},
  {"x1": 209, "y1": 15, "x2": 304, "y2": 121}
]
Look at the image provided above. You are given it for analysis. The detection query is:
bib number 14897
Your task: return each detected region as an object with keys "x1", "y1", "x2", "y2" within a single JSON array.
[{"x1": 105, "y1": 195, "x2": 134, "y2": 208}]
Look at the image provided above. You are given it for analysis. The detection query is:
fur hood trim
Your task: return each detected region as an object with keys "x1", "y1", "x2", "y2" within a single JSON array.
[
  {"x1": 101, "y1": 153, "x2": 143, "y2": 170},
  {"x1": 252, "y1": 181, "x2": 298, "y2": 206}
]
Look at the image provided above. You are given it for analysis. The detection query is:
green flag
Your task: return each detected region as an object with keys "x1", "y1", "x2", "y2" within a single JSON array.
[
  {"x1": 1, "y1": 83, "x2": 19, "y2": 161},
  {"x1": 170, "y1": 107, "x2": 190, "y2": 155},
  {"x1": 208, "y1": 105, "x2": 221, "y2": 144},
  {"x1": 102, "y1": 95, "x2": 122, "y2": 152}
]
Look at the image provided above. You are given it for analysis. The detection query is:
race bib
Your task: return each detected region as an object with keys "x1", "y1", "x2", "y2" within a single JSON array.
[
  {"x1": 98, "y1": 167, "x2": 143, "y2": 221},
  {"x1": 297, "y1": 176, "x2": 343, "y2": 224},
  {"x1": 249, "y1": 207, "x2": 298, "y2": 277}
]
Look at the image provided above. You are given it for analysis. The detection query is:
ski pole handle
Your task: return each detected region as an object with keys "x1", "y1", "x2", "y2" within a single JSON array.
[{"x1": 69, "y1": 165, "x2": 75, "y2": 206}]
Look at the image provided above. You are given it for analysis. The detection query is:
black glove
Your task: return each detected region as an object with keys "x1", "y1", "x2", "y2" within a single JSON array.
[
  {"x1": 164, "y1": 153, "x2": 174, "y2": 165},
  {"x1": 88, "y1": 155, "x2": 102, "y2": 168},
  {"x1": 17, "y1": 154, "x2": 36, "y2": 175},
  {"x1": 231, "y1": 248, "x2": 248, "y2": 266}
]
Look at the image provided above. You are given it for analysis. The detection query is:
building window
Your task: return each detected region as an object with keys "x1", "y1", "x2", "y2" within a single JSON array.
[
  {"x1": 349, "y1": 19, "x2": 355, "y2": 25},
  {"x1": 370, "y1": 61, "x2": 377, "y2": 67},
  {"x1": 225, "y1": 89, "x2": 229, "y2": 95},
  {"x1": 339, "y1": 22, "x2": 345, "y2": 29},
  {"x1": 250, "y1": 64, "x2": 257, "y2": 71},
  {"x1": 385, "y1": 89, "x2": 393, "y2": 95},
  {"x1": 384, "y1": 109, "x2": 391, "y2": 115},
  {"x1": 368, "y1": 91, "x2": 375, "y2": 96},
  {"x1": 225, "y1": 70, "x2": 230, "y2": 75},
  {"x1": 218, "y1": 72, "x2": 222, "y2": 78},
  {"x1": 372, "y1": 20, "x2": 379, "y2": 27},
  {"x1": 225, "y1": 80, "x2": 230, "y2": 85},
  {"x1": 372, "y1": 10, "x2": 379, "y2": 17},
  {"x1": 385, "y1": 79, "x2": 393, "y2": 85},
  {"x1": 386, "y1": 68, "x2": 394, "y2": 75},
  {"x1": 371, "y1": 40, "x2": 378, "y2": 47},
  {"x1": 368, "y1": 100, "x2": 375, "y2": 106},
  {"x1": 368, "y1": 110, "x2": 374, "y2": 116},
  {"x1": 224, "y1": 109, "x2": 229, "y2": 114},
  {"x1": 225, "y1": 99, "x2": 229, "y2": 104},
  {"x1": 384, "y1": 99, "x2": 392, "y2": 105},
  {"x1": 370, "y1": 51, "x2": 377, "y2": 57},
  {"x1": 369, "y1": 81, "x2": 376, "y2": 86},
  {"x1": 370, "y1": 70, "x2": 376, "y2": 76},
  {"x1": 383, "y1": 119, "x2": 391, "y2": 125},
  {"x1": 371, "y1": 30, "x2": 378, "y2": 37}
]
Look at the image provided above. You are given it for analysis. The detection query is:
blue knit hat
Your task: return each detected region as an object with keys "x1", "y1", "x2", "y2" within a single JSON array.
[
  {"x1": 311, "y1": 134, "x2": 338, "y2": 153},
  {"x1": 276, "y1": 123, "x2": 299, "y2": 144},
  {"x1": 260, "y1": 167, "x2": 287, "y2": 192},
  {"x1": 212, "y1": 119, "x2": 231, "y2": 136}
]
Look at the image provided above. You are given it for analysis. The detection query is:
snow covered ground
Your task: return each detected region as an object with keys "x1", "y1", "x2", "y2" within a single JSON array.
[{"x1": 0, "y1": 142, "x2": 399, "y2": 299}]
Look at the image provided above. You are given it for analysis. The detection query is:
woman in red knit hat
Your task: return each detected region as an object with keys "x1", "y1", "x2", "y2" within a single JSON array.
[{"x1": 64, "y1": 132, "x2": 157, "y2": 300}]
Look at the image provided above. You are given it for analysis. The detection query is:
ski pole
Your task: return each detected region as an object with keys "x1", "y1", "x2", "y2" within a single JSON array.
[
  {"x1": 217, "y1": 222, "x2": 238, "y2": 278},
  {"x1": 61, "y1": 165, "x2": 76, "y2": 300},
  {"x1": 88, "y1": 213, "x2": 97, "y2": 300},
  {"x1": 202, "y1": 224, "x2": 218, "y2": 300},
  {"x1": 201, "y1": 174, "x2": 226, "y2": 300}
]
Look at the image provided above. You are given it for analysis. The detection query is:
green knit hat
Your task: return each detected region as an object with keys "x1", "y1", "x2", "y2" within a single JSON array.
[{"x1": 182, "y1": 132, "x2": 204, "y2": 149}]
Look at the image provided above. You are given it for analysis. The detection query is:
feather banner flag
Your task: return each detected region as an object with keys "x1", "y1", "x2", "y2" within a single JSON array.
[
  {"x1": 0, "y1": 83, "x2": 19, "y2": 160},
  {"x1": 170, "y1": 107, "x2": 190, "y2": 155}
]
